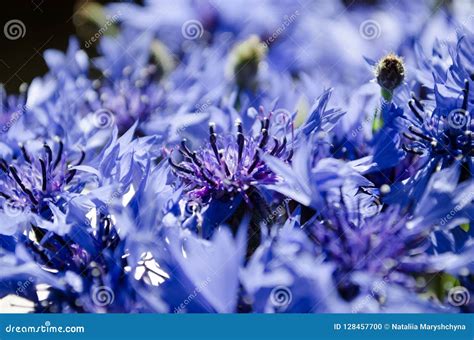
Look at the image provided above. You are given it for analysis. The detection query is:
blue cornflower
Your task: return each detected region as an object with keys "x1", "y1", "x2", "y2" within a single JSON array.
[
  {"x1": 264, "y1": 133, "x2": 375, "y2": 220},
  {"x1": 87, "y1": 65, "x2": 163, "y2": 134},
  {"x1": 81, "y1": 30, "x2": 165, "y2": 135},
  {"x1": 350, "y1": 167, "x2": 474, "y2": 310},
  {"x1": 0, "y1": 127, "x2": 167, "y2": 313},
  {"x1": 400, "y1": 32, "x2": 473, "y2": 176},
  {"x1": 307, "y1": 206, "x2": 421, "y2": 279},
  {"x1": 405, "y1": 164, "x2": 474, "y2": 253},
  {"x1": 169, "y1": 113, "x2": 293, "y2": 203},
  {"x1": 403, "y1": 79, "x2": 472, "y2": 173},
  {"x1": 300, "y1": 201, "x2": 471, "y2": 311},
  {"x1": 0, "y1": 141, "x2": 85, "y2": 234},
  {"x1": 441, "y1": 31, "x2": 474, "y2": 103},
  {"x1": 240, "y1": 211, "x2": 340, "y2": 313},
  {"x1": 241, "y1": 207, "x2": 447, "y2": 313}
]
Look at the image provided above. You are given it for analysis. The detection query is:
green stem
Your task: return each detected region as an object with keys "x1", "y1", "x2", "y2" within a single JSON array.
[{"x1": 372, "y1": 88, "x2": 392, "y2": 133}]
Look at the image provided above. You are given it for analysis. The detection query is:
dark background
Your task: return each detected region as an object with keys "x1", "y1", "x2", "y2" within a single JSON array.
[
  {"x1": 0, "y1": 0, "x2": 387, "y2": 94},
  {"x1": 0, "y1": 0, "x2": 113, "y2": 93}
]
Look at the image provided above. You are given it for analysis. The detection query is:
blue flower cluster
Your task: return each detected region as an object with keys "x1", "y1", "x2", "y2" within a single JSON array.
[{"x1": 0, "y1": 0, "x2": 473, "y2": 313}]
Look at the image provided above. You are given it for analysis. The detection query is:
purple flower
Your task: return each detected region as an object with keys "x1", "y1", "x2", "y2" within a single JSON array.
[
  {"x1": 403, "y1": 80, "x2": 472, "y2": 168},
  {"x1": 0, "y1": 141, "x2": 85, "y2": 235},
  {"x1": 169, "y1": 112, "x2": 293, "y2": 203}
]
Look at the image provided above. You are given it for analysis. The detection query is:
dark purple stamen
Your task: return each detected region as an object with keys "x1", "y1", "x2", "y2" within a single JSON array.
[
  {"x1": 44, "y1": 144, "x2": 53, "y2": 165},
  {"x1": 237, "y1": 121, "x2": 244, "y2": 164},
  {"x1": 39, "y1": 159, "x2": 47, "y2": 192},
  {"x1": 277, "y1": 137, "x2": 287, "y2": 156},
  {"x1": 180, "y1": 140, "x2": 203, "y2": 167},
  {"x1": 53, "y1": 140, "x2": 64, "y2": 169},
  {"x1": 258, "y1": 129, "x2": 269, "y2": 149},
  {"x1": 168, "y1": 158, "x2": 194, "y2": 174},
  {"x1": 263, "y1": 117, "x2": 270, "y2": 130},
  {"x1": 65, "y1": 150, "x2": 85, "y2": 184},
  {"x1": 404, "y1": 79, "x2": 472, "y2": 158},
  {"x1": 408, "y1": 99, "x2": 424, "y2": 123},
  {"x1": 270, "y1": 138, "x2": 279, "y2": 155},
  {"x1": 402, "y1": 132, "x2": 418, "y2": 141},
  {"x1": 462, "y1": 79, "x2": 469, "y2": 112},
  {"x1": 411, "y1": 93, "x2": 424, "y2": 112},
  {"x1": 0, "y1": 192, "x2": 11, "y2": 199},
  {"x1": 75, "y1": 150, "x2": 86, "y2": 166},
  {"x1": 179, "y1": 139, "x2": 193, "y2": 159},
  {"x1": 209, "y1": 123, "x2": 220, "y2": 164},
  {"x1": 222, "y1": 157, "x2": 231, "y2": 177},
  {"x1": 9, "y1": 165, "x2": 38, "y2": 205},
  {"x1": 65, "y1": 170, "x2": 77, "y2": 184},
  {"x1": 190, "y1": 152, "x2": 202, "y2": 167},
  {"x1": 402, "y1": 144, "x2": 423, "y2": 155},
  {"x1": 170, "y1": 115, "x2": 293, "y2": 200},
  {"x1": 0, "y1": 159, "x2": 8, "y2": 173},
  {"x1": 247, "y1": 154, "x2": 260, "y2": 174},
  {"x1": 20, "y1": 144, "x2": 31, "y2": 164},
  {"x1": 408, "y1": 126, "x2": 434, "y2": 142}
]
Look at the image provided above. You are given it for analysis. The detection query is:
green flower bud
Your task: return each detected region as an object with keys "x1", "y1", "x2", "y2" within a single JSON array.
[{"x1": 227, "y1": 35, "x2": 267, "y2": 90}]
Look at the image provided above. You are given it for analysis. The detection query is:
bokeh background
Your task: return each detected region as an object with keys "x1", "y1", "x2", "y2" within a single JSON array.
[{"x1": 0, "y1": 0, "x2": 458, "y2": 93}]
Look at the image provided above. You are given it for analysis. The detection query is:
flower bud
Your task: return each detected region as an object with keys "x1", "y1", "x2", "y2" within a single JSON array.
[
  {"x1": 375, "y1": 53, "x2": 405, "y2": 94},
  {"x1": 227, "y1": 35, "x2": 267, "y2": 90}
]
